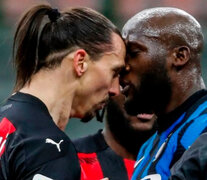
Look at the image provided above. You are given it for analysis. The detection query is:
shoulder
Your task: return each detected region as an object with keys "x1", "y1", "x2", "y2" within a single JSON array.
[
  {"x1": 185, "y1": 90, "x2": 207, "y2": 120},
  {"x1": 175, "y1": 91, "x2": 207, "y2": 149},
  {"x1": 1, "y1": 128, "x2": 80, "y2": 179},
  {"x1": 170, "y1": 133, "x2": 207, "y2": 179}
]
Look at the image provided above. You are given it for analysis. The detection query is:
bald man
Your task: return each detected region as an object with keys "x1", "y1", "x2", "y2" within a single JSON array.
[{"x1": 121, "y1": 7, "x2": 207, "y2": 180}]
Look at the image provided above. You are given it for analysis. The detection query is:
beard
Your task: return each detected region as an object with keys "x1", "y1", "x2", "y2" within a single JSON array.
[
  {"x1": 81, "y1": 110, "x2": 97, "y2": 122},
  {"x1": 125, "y1": 62, "x2": 172, "y2": 117},
  {"x1": 106, "y1": 98, "x2": 157, "y2": 156}
]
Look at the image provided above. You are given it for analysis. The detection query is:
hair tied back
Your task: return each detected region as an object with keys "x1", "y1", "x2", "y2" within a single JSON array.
[{"x1": 47, "y1": 8, "x2": 60, "y2": 22}]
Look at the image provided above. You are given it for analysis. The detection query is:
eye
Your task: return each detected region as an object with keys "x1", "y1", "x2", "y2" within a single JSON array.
[
  {"x1": 118, "y1": 65, "x2": 130, "y2": 77},
  {"x1": 112, "y1": 67, "x2": 124, "y2": 78},
  {"x1": 113, "y1": 70, "x2": 120, "y2": 78},
  {"x1": 127, "y1": 46, "x2": 141, "y2": 59},
  {"x1": 129, "y1": 50, "x2": 141, "y2": 58}
]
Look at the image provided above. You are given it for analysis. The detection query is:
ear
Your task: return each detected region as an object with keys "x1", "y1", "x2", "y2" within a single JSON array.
[
  {"x1": 73, "y1": 49, "x2": 88, "y2": 77},
  {"x1": 172, "y1": 46, "x2": 190, "y2": 67}
]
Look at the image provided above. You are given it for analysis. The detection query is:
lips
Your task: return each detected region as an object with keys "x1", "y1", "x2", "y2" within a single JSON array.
[{"x1": 137, "y1": 113, "x2": 155, "y2": 121}]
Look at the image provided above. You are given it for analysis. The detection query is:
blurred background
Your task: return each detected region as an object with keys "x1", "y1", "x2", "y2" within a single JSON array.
[{"x1": 0, "y1": 0, "x2": 207, "y2": 139}]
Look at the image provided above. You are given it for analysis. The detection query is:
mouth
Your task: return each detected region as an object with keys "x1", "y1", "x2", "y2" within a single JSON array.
[
  {"x1": 121, "y1": 81, "x2": 157, "y2": 119},
  {"x1": 136, "y1": 113, "x2": 155, "y2": 121},
  {"x1": 96, "y1": 99, "x2": 108, "y2": 110},
  {"x1": 124, "y1": 94, "x2": 156, "y2": 117},
  {"x1": 97, "y1": 102, "x2": 106, "y2": 110}
]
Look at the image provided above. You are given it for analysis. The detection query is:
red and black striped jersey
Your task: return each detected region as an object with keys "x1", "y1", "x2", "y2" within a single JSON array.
[
  {"x1": 0, "y1": 92, "x2": 80, "y2": 180},
  {"x1": 73, "y1": 130, "x2": 135, "y2": 180}
]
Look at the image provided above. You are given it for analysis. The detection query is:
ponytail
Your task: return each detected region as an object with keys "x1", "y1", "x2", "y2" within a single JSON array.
[{"x1": 13, "y1": 4, "x2": 51, "y2": 91}]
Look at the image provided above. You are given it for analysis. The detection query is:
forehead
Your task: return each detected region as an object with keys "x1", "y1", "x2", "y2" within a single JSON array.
[
  {"x1": 122, "y1": 19, "x2": 160, "y2": 44},
  {"x1": 125, "y1": 35, "x2": 155, "y2": 53},
  {"x1": 102, "y1": 33, "x2": 126, "y2": 67},
  {"x1": 111, "y1": 33, "x2": 126, "y2": 58},
  {"x1": 122, "y1": 21, "x2": 152, "y2": 46},
  {"x1": 122, "y1": 9, "x2": 169, "y2": 43},
  {"x1": 122, "y1": 27, "x2": 164, "y2": 52}
]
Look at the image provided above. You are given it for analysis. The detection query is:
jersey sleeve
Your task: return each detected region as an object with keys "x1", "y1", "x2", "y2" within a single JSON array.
[{"x1": 170, "y1": 133, "x2": 207, "y2": 180}]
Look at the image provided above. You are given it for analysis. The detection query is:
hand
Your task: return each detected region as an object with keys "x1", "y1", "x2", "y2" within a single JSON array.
[{"x1": 100, "y1": 178, "x2": 109, "y2": 180}]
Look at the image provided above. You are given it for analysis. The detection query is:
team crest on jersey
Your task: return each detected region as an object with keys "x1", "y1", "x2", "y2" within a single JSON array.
[
  {"x1": 33, "y1": 174, "x2": 54, "y2": 180},
  {"x1": 0, "y1": 117, "x2": 16, "y2": 156}
]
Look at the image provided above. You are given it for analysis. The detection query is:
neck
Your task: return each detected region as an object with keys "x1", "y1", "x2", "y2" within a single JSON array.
[
  {"x1": 102, "y1": 126, "x2": 137, "y2": 160},
  {"x1": 20, "y1": 69, "x2": 77, "y2": 130},
  {"x1": 165, "y1": 74, "x2": 205, "y2": 113}
]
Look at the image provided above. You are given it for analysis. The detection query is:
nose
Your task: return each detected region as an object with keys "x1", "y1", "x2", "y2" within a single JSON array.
[{"x1": 109, "y1": 77, "x2": 120, "y2": 97}]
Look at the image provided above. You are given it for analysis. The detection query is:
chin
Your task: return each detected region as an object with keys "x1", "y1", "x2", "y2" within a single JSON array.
[
  {"x1": 130, "y1": 119, "x2": 154, "y2": 131},
  {"x1": 128, "y1": 114, "x2": 156, "y2": 131},
  {"x1": 80, "y1": 110, "x2": 96, "y2": 122}
]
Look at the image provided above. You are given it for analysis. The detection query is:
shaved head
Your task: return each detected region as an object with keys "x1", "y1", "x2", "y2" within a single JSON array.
[
  {"x1": 122, "y1": 7, "x2": 203, "y2": 58},
  {"x1": 121, "y1": 7, "x2": 205, "y2": 116}
]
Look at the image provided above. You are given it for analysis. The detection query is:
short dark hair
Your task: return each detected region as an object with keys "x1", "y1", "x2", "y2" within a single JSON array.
[{"x1": 13, "y1": 4, "x2": 121, "y2": 91}]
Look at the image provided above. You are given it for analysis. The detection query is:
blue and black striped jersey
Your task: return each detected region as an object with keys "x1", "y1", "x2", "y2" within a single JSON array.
[{"x1": 132, "y1": 89, "x2": 207, "y2": 180}]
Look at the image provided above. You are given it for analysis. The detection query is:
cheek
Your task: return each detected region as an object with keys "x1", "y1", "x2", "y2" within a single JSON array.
[
  {"x1": 97, "y1": 71, "x2": 113, "y2": 89},
  {"x1": 91, "y1": 76, "x2": 111, "y2": 96},
  {"x1": 89, "y1": 64, "x2": 114, "y2": 95},
  {"x1": 126, "y1": 70, "x2": 141, "y2": 87},
  {"x1": 129, "y1": 60, "x2": 152, "y2": 87}
]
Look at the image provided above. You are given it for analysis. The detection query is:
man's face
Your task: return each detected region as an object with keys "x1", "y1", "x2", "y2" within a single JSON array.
[
  {"x1": 121, "y1": 34, "x2": 172, "y2": 117},
  {"x1": 79, "y1": 33, "x2": 126, "y2": 121}
]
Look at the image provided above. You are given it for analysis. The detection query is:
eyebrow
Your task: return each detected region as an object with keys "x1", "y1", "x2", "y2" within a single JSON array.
[{"x1": 127, "y1": 41, "x2": 147, "y2": 52}]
